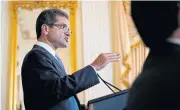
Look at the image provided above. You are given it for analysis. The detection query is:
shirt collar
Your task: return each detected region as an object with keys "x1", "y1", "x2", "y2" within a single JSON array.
[
  {"x1": 167, "y1": 37, "x2": 180, "y2": 46},
  {"x1": 36, "y1": 41, "x2": 56, "y2": 57}
]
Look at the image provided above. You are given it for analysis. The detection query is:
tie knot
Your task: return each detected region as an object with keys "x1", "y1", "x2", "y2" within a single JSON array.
[{"x1": 55, "y1": 55, "x2": 59, "y2": 59}]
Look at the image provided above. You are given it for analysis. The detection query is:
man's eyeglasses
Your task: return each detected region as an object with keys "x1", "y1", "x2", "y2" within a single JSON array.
[{"x1": 51, "y1": 24, "x2": 72, "y2": 33}]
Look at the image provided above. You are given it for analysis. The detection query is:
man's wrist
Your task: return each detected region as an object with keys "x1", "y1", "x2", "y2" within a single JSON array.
[{"x1": 89, "y1": 65, "x2": 97, "y2": 73}]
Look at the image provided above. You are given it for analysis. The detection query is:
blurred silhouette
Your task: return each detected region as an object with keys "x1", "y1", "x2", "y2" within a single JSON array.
[{"x1": 126, "y1": 1, "x2": 180, "y2": 110}]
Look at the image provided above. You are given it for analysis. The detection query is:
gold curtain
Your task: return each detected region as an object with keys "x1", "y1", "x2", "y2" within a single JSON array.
[{"x1": 111, "y1": 1, "x2": 149, "y2": 90}]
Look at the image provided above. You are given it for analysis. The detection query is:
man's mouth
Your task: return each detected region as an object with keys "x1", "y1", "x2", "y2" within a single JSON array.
[{"x1": 64, "y1": 38, "x2": 68, "y2": 42}]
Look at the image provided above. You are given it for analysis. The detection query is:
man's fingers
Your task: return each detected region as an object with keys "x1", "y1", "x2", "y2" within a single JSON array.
[
  {"x1": 109, "y1": 58, "x2": 120, "y2": 62},
  {"x1": 104, "y1": 53, "x2": 120, "y2": 56},
  {"x1": 108, "y1": 55, "x2": 121, "y2": 58},
  {"x1": 109, "y1": 59, "x2": 120, "y2": 62},
  {"x1": 105, "y1": 54, "x2": 121, "y2": 62},
  {"x1": 103, "y1": 52, "x2": 119, "y2": 56},
  {"x1": 106, "y1": 52, "x2": 120, "y2": 55}
]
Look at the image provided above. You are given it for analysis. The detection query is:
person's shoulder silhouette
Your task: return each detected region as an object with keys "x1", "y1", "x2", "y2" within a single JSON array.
[{"x1": 126, "y1": 1, "x2": 180, "y2": 110}]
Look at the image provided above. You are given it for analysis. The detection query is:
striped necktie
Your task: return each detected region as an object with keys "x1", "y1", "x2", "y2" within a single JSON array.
[{"x1": 55, "y1": 55, "x2": 66, "y2": 72}]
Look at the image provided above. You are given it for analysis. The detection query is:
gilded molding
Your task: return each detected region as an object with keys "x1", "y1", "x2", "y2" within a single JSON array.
[{"x1": 11, "y1": 1, "x2": 77, "y2": 14}]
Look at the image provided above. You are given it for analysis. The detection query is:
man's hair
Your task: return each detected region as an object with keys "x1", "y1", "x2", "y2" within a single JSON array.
[
  {"x1": 131, "y1": 1, "x2": 178, "y2": 49},
  {"x1": 36, "y1": 9, "x2": 69, "y2": 39}
]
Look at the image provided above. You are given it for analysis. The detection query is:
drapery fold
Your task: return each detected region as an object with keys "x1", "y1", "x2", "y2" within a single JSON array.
[{"x1": 111, "y1": 1, "x2": 149, "y2": 90}]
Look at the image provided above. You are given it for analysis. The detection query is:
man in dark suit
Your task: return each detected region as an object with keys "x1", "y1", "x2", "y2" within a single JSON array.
[
  {"x1": 21, "y1": 9, "x2": 120, "y2": 110},
  {"x1": 126, "y1": 1, "x2": 180, "y2": 110}
]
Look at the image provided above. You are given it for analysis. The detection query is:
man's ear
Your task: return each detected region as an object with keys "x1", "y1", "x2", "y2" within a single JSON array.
[{"x1": 41, "y1": 24, "x2": 49, "y2": 35}]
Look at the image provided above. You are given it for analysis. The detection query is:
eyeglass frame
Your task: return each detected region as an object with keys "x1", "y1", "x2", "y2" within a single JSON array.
[{"x1": 48, "y1": 23, "x2": 72, "y2": 34}]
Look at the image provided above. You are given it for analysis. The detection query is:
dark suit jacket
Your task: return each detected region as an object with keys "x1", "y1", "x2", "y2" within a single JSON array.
[
  {"x1": 21, "y1": 45, "x2": 100, "y2": 110},
  {"x1": 126, "y1": 42, "x2": 180, "y2": 110}
]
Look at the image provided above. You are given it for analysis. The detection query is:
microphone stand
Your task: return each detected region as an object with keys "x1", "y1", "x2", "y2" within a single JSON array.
[{"x1": 97, "y1": 74, "x2": 121, "y2": 93}]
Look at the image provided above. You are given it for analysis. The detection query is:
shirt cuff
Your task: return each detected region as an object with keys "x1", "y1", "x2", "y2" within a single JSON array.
[{"x1": 89, "y1": 65, "x2": 97, "y2": 73}]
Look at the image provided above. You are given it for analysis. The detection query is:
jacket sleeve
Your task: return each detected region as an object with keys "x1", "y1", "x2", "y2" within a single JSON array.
[{"x1": 22, "y1": 50, "x2": 100, "y2": 101}]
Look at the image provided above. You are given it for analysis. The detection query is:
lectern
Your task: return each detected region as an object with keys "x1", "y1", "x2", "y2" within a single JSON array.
[{"x1": 87, "y1": 89, "x2": 129, "y2": 110}]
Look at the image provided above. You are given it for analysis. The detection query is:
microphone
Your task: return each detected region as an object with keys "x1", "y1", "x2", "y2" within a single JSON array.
[{"x1": 97, "y1": 73, "x2": 121, "y2": 93}]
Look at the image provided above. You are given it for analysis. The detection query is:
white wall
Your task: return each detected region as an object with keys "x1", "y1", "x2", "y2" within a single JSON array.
[
  {"x1": 1, "y1": 1, "x2": 114, "y2": 108},
  {"x1": 81, "y1": 1, "x2": 113, "y2": 104},
  {"x1": 0, "y1": 1, "x2": 2, "y2": 110},
  {"x1": 1, "y1": 1, "x2": 9, "y2": 110}
]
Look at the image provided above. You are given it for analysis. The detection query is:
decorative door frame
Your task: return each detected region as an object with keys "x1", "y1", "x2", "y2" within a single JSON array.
[{"x1": 8, "y1": 1, "x2": 77, "y2": 110}]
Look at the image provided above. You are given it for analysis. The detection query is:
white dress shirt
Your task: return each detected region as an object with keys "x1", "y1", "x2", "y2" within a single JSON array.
[
  {"x1": 36, "y1": 41, "x2": 56, "y2": 58},
  {"x1": 167, "y1": 37, "x2": 180, "y2": 46}
]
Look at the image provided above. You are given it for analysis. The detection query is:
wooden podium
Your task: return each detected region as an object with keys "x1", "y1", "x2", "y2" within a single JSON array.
[{"x1": 87, "y1": 89, "x2": 129, "y2": 110}]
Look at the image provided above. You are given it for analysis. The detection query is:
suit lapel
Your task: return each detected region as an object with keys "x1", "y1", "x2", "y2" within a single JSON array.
[
  {"x1": 49, "y1": 54, "x2": 67, "y2": 74},
  {"x1": 33, "y1": 45, "x2": 67, "y2": 75}
]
